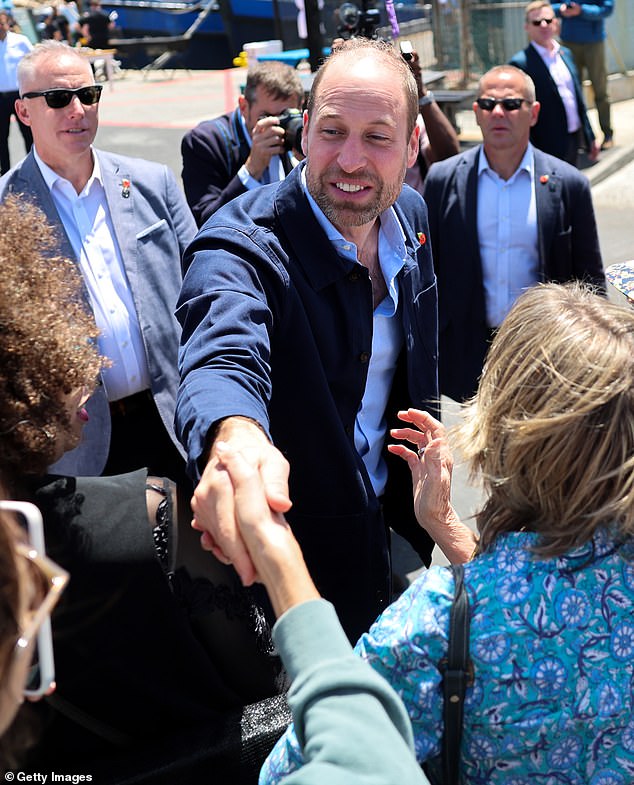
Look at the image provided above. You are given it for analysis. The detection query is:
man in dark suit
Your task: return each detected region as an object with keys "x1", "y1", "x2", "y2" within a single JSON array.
[
  {"x1": 181, "y1": 61, "x2": 304, "y2": 227},
  {"x1": 0, "y1": 41, "x2": 196, "y2": 478},
  {"x1": 177, "y1": 39, "x2": 441, "y2": 643},
  {"x1": 510, "y1": 0, "x2": 599, "y2": 165},
  {"x1": 422, "y1": 65, "x2": 604, "y2": 403}
]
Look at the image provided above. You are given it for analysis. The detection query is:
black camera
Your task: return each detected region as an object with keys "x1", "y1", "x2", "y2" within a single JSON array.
[
  {"x1": 277, "y1": 108, "x2": 304, "y2": 153},
  {"x1": 336, "y1": 1, "x2": 381, "y2": 39}
]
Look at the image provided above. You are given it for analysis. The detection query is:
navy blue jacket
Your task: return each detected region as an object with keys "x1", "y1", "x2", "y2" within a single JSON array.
[
  {"x1": 422, "y1": 145, "x2": 605, "y2": 403},
  {"x1": 510, "y1": 44, "x2": 595, "y2": 159},
  {"x1": 176, "y1": 164, "x2": 439, "y2": 641}
]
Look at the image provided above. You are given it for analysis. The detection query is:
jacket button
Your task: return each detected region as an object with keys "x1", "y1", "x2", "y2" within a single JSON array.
[
  {"x1": 345, "y1": 425, "x2": 353, "y2": 436},
  {"x1": 348, "y1": 270, "x2": 360, "y2": 282},
  {"x1": 359, "y1": 351, "x2": 370, "y2": 363}
]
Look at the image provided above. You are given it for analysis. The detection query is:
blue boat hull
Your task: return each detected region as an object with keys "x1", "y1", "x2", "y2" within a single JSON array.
[{"x1": 103, "y1": 0, "x2": 427, "y2": 69}]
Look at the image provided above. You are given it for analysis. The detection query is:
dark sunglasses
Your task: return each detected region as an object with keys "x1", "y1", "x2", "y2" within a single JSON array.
[
  {"x1": 531, "y1": 16, "x2": 555, "y2": 25},
  {"x1": 20, "y1": 85, "x2": 103, "y2": 109},
  {"x1": 476, "y1": 97, "x2": 529, "y2": 112}
]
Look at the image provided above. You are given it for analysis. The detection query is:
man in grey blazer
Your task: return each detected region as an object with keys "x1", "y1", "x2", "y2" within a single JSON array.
[
  {"x1": 422, "y1": 65, "x2": 604, "y2": 403},
  {"x1": 0, "y1": 41, "x2": 196, "y2": 478}
]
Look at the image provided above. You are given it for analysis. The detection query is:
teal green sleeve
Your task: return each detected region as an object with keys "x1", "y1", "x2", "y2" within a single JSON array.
[{"x1": 267, "y1": 599, "x2": 429, "y2": 785}]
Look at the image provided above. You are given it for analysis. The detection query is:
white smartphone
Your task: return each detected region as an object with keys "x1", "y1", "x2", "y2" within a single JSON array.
[{"x1": 0, "y1": 500, "x2": 57, "y2": 698}]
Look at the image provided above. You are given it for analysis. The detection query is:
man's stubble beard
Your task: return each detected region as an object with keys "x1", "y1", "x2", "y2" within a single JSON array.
[{"x1": 306, "y1": 163, "x2": 406, "y2": 229}]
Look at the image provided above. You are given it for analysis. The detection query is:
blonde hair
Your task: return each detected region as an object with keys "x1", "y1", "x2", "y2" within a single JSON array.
[
  {"x1": 457, "y1": 283, "x2": 634, "y2": 556},
  {"x1": 525, "y1": 0, "x2": 553, "y2": 20}
]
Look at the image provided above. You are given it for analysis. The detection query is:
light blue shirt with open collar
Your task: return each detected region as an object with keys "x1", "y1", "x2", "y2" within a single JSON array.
[
  {"x1": 302, "y1": 167, "x2": 407, "y2": 498},
  {"x1": 477, "y1": 142, "x2": 539, "y2": 328}
]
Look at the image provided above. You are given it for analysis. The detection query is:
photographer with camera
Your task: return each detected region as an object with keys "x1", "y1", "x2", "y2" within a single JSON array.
[{"x1": 181, "y1": 61, "x2": 305, "y2": 227}]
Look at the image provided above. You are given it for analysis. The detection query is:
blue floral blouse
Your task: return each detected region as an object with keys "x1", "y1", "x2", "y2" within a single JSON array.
[{"x1": 261, "y1": 528, "x2": 634, "y2": 784}]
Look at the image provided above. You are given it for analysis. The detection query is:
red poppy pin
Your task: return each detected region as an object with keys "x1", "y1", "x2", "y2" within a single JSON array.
[
  {"x1": 121, "y1": 178, "x2": 131, "y2": 198},
  {"x1": 540, "y1": 175, "x2": 549, "y2": 184},
  {"x1": 417, "y1": 231, "x2": 427, "y2": 245}
]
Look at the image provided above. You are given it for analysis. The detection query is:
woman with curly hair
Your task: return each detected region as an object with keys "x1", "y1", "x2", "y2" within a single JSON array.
[
  {"x1": 0, "y1": 197, "x2": 289, "y2": 780},
  {"x1": 0, "y1": 196, "x2": 103, "y2": 479}
]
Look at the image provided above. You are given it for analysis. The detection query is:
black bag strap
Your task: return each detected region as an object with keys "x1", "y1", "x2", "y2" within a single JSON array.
[{"x1": 441, "y1": 563, "x2": 471, "y2": 785}]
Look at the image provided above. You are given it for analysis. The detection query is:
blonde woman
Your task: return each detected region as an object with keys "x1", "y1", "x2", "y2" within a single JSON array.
[{"x1": 264, "y1": 283, "x2": 634, "y2": 783}]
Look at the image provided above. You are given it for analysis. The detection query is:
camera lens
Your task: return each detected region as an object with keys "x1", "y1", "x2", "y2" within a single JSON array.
[{"x1": 278, "y1": 108, "x2": 304, "y2": 153}]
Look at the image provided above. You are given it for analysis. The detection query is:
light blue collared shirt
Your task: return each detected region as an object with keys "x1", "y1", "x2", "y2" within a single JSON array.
[
  {"x1": 302, "y1": 169, "x2": 408, "y2": 497},
  {"x1": 477, "y1": 144, "x2": 539, "y2": 328}
]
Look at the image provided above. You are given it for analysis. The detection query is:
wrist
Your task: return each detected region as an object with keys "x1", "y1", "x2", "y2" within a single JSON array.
[
  {"x1": 211, "y1": 415, "x2": 268, "y2": 446},
  {"x1": 256, "y1": 535, "x2": 320, "y2": 616},
  {"x1": 244, "y1": 157, "x2": 265, "y2": 180}
]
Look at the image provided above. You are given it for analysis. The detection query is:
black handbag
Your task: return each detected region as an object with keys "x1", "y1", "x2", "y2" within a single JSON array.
[{"x1": 424, "y1": 563, "x2": 473, "y2": 785}]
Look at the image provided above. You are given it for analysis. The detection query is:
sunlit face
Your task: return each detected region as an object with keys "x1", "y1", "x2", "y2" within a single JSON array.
[
  {"x1": 53, "y1": 386, "x2": 91, "y2": 461},
  {"x1": 239, "y1": 85, "x2": 301, "y2": 134},
  {"x1": 0, "y1": 551, "x2": 41, "y2": 735},
  {"x1": 15, "y1": 54, "x2": 98, "y2": 174},
  {"x1": 302, "y1": 54, "x2": 419, "y2": 241},
  {"x1": 474, "y1": 70, "x2": 540, "y2": 153},
  {"x1": 525, "y1": 5, "x2": 559, "y2": 47},
  {"x1": 0, "y1": 14, "x2": 10, "y2": 41}
]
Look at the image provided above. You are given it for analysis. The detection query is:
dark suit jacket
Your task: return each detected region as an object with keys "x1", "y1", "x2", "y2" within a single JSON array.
[
  {"x1": 422, "y1": 145, "x2": 605, "y2": 403},
  {"x1": 0, "y1": 149, "x2": 197, "y2": 474},
  {"x1": 177, "y1": 164, "x2": 439, "y2": 641},
  {"x1": 181, "y1": 107, "x2": 293, "y2": 227},
  {"x1": 510, "y1": 44, "x2": 595, "y2": 159}
]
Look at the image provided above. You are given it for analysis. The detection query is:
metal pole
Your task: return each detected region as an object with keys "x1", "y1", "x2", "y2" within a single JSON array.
[
  {"x1": 271, "y1": 0, "x2": 285, "y2": 47},
  {"x1": 304, "y1": 0, "x2": 323, "y2": 71},
  {"x1": 458, "y1": 0, "x2": 472, "y2": 87}
]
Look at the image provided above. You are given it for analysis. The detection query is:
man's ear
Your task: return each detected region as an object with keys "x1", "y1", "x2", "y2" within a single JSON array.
[
  {"x1": 14, "y1": 97, "x2": 32, "y2": 127},
  {"x1": 530, "y1": 100, "x2": 541, "y2": 127},
  {"x1": 300, "y1": 109, "x2": 309, "y2": 157},
  {"x1": 407, "y1": 124, "x2": 420, "y2": 168},
  {"x1": 238, "y1": 94, "x2": 248, "y2": 118}
]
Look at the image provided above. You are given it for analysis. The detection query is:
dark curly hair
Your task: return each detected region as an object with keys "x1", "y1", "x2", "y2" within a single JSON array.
[{"x1": 0, "y1": 196, "x2": 104, "y2": 480}]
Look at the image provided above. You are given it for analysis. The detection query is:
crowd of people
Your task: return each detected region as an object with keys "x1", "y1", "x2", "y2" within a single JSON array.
[{"x1": 0, "y1": 14, "x2": 631, "y2": 785}]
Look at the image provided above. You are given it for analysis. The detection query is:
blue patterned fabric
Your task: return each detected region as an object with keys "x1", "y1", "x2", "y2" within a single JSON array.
[{"x1": 261, "y1": 528, "x2": 634, "y2": 784}]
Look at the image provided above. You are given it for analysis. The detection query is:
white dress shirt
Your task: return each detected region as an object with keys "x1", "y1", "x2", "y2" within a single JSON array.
[
  {"x1": 477, "y1": 144, "x2": 540, "y2": 328},
  {"x1": 303, "y1": 168, "x2": 408, "y2": 497},
  {"x1": 0, "y1": 30, "x2": 32, "y2": 92},
  {"x1": 531, "y1": 40, "x2": 580, "y2": 133},
  {"x1": 34, "y1": 148, "x2": 151, "y2": 401}
]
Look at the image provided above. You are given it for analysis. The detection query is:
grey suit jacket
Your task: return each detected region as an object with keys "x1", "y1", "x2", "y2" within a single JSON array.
[
  {"x1": 0, "y1": 149, "x2": 197, "y2": 474},
  {"x1": 422, "y1": 144, "x2": 605, "y2": 402}
]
